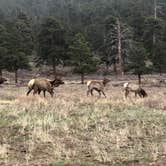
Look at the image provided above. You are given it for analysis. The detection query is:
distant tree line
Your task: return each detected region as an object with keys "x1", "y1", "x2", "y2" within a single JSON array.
[{"x1": 0, "y1": 0, "x2": 166, "y2": 83}]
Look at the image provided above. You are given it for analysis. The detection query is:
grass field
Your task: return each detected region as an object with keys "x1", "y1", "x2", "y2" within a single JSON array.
[{"x1": 0, "y1": 75, "x2": 166, "y2": 166}]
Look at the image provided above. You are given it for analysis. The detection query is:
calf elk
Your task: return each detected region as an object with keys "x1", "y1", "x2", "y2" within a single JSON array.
[
  {"x1": 87, "y1": 78, "x2": 110, "y2": 98},
  {"x1": 123, "y1": 82, "x2": 148, "y2": 98},
  {"x1": 27, "y1": 77, "x2": 64, "y2": 97}
]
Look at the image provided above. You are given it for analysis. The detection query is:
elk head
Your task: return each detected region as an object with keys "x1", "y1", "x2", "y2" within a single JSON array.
[{"x1": 49, "y1": 77, "x2": 64, "y2": 87}]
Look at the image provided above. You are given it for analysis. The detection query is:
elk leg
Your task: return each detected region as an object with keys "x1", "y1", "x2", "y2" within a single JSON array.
[
  {"x1": 38, "y1": 89, "x2": 41, "y2": 95},
  {"x1": 90, "y1": 89, "x2": 94, "y2": 96},
  {"x1": 43, "y1": 90, "x2": 46, "y2": 97},
  {"x1": 33, "y1": 86, "x2": 38, "y2": 95},
  {"x1": 125, "y1": 90, "x2": 129, "y2": 98},
  {"x1": 101, "y1": 90, "x2": 106, "y2": 98},
  {"x1": 87, "y1": 88, "x2": 94, "y2": 97},
  {"x1": 138, "y1": 91, "x2": 143, "y2": 98},
  {"x1": 87, "y1": 89, "x2": 90, "y2": 96},
  {"x1": 93, "y1": 88, "x2": 101, "y2": 98},
  {"x1": 92, "y1": 88, "x2": 101, "y2": 97},
  {"x1": 48, "y1": 89, "x2": 54, "y2": 97},
  {"x1": 33, "y1": 90, "x2": 38, "y2": 95},
  {"x1": 27, "y1": 88, "x2": 32, "y2": 96},
  {"x1": 87, "y1": 86, "x2": 92, "y2": 96},
  {"x1": 51, "y1": 91, "x2": 54, "y2": 97},
  {"x1": 98, "y1": 91, "x2": 101, "y2": 98}
]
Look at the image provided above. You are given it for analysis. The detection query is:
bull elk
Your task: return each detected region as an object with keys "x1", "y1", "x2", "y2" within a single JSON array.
[
  {"x1": 27, "y1": 77, "x2": 64, "y2": 97},
  {"x1": 87, "y1": 78, "x2": 110, "y2": 98},
  {"x1": 123, "y1": 82, "x2": 148, "y2": 98}
]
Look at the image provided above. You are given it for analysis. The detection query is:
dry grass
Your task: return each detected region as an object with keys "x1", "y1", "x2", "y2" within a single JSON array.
[{"x1": 0, "y1": 76, "x2": 166, "y2": 166}]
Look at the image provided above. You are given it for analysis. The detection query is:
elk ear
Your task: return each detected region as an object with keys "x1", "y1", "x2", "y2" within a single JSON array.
[{"x1": 49, "y1": 80, "x2": 55, "y2": 85}]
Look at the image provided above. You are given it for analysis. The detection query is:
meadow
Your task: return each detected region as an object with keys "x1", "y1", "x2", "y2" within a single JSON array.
[{"x1": 0, "y1": 75, "x2": 166, "y2": 166}]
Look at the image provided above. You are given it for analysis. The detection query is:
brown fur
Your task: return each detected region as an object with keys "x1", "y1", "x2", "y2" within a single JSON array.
[
  {"x1": 27, "y1": 77, "x2": 64, "y2": 97},
  {"x1": 123, "y1": 83, "x2": 148, "y2": 98},
  {"x1": 87, "y1": 78, "x2": 110, "y2": 98}
]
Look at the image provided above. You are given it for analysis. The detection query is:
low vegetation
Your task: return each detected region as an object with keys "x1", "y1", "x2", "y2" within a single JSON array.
[{"x1": 0, "y1": 76, "x2": 166, "y2": 165}]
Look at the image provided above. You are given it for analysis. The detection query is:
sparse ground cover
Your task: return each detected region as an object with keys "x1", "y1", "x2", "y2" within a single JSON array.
[{"x1": 0, "y1": 75, "x2": 166, "y2": 166}]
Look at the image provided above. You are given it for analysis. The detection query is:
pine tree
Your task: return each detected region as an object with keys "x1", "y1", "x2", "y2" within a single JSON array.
[
  {"x1": 102, "y1": 16, "x2": 132, "y2": 76},
  {"x1": 37, "y1": 17, "x2": 66, "y2": 76},
  {"x1": 0, "y1": 24, "x2": 8, "y2": 77},
  {"x1": 143, "y1": 16, "x2": 165, "y2": 73},
  {"x1": 0, "y1": 47, "x2": 7, "y2": 77},
  {"x1": 5, "y1": 53, "x2": 30, "y2": 83},
  {"x1": 128, "y1": 42, "x2": 149, "y2": 84},
  {"x1": 69, "y1": 33, "x2": 97, "y2": 84},
  {"x1": 153, "y1": 41, "x2": 166, "y2": 74},
  {"x1": 5, "y1": 12, "x2": 33, "y2": 83}
]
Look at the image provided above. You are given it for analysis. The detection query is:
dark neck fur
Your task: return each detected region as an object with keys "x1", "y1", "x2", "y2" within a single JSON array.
[{"x1": 103, "y1": 79, "x2": 109, "y2": 86}]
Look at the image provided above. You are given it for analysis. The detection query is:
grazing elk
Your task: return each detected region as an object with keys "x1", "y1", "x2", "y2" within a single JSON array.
[
  {"x1": 87, "y1": 78, "x2": 110, "y2": 98},
  {"x1": 123, "y1": 82, "x2": 148, "y2": 98},
  {"x1": 27, "y1": 77, "x2": 64, "y2": 97},
  {"x1": 0, "y1": 77, "x2": 7, "y2": 85}
]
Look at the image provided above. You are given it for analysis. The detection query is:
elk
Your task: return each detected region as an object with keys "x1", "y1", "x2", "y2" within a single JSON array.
[
  {"x1": 27, "y1": 77, "x2": 64, "y2": 97},
  {"x1": 87, "y1": 78, "x2": 110, "y2": 98},
  {"x1": 123, "y1": 82, "x2": 148, "y2": 98}
]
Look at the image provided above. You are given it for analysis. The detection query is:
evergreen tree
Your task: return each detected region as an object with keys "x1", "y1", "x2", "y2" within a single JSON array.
[
  {"x1": 5, "y1": 53, "x2": 30, "y2": 83},
  {"x1": 126, "y1": 0, "x2": 146, "y2": 41},
  {"x1": 153, "y1": 41, "x2": 166, "y2": 74},
  {"x1": 5, "y1": 12, "x2": 33, "y2": 83},
  {"x1": 143, "y1": 17, "x2": 164, "y2": 55},
  {"x1": 128, "y1": 42, "x2": 149, "y2": 84},
  {"x1": 102, "y1": 16, "x2": 132, "y2": 76},
  {"x1": 69, "y1": 33, "x2": 97, "y2": 84},
  {"x1": 0, "y1": 0, "x2": 166, "y2": 78},
  {"x1": 0, "y1": 47, "x2": 7, "y2": 77},
  {"x1": 37, "y1": 17, "x2": 66, "y2": 76},
  {"x1": 143, "y1": 17, "x2": 165, "y2": 72},
  {"x1": 0, "y1": 24, "x2": 8, "y2": 76}
]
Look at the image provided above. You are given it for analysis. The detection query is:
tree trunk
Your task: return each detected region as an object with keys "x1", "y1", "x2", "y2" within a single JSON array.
[
  {"x1": 53, "y1": 62, "x2": 56, "y2": 78},
  {"x1": 113, "y1": 61, "x2": 117, "y2": 76},
  {"x1": 15, "y1": 69, "x2": 18, "y2": 84},
  {"x1": 153, "y1": 0, "x2": 157, "y2": 59},
  {"x1": 138, "y1": 73, "x2": 141, "y2": 85},
  {"x1": 81, "y1": 73, "x2": 84, "y2": 84},
  {"x1": 117, "y1": 18, "x2": 124, "y2": 77},
  {"x1": 0, "y1": 70, "x2": 2, "y2": 77},
  {"x1": 154, "y1": 0, "x2": 157, "y2": 19},
  {"x1": 105, "y1": 62, "x2": 109, "y2": 76},
  {"x1": 159, "y1": 67, "x2": 162, "y2": 76}
]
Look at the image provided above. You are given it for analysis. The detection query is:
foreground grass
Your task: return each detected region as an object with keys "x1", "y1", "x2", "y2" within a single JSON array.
[{"x1": 0, "y1": 82, "x2": 166, "y2": 165}]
